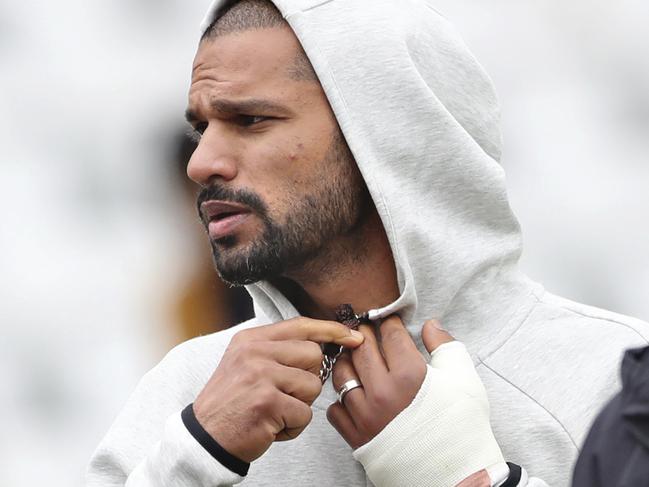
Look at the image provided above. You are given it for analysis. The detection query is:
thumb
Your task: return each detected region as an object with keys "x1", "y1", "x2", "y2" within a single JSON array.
[{"x1": 421, "y1": 319, "x2": 455, "y2": 354}]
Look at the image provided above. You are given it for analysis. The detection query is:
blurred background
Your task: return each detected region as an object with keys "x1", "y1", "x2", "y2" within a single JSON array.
[{"x1": 0, "y1": 0, "x2": 647, "y2": 485}]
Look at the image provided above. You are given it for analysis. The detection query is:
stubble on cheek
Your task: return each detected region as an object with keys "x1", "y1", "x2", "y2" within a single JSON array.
[{"x1": 207, "y1": 125, "x2": 361, "y2": 286}]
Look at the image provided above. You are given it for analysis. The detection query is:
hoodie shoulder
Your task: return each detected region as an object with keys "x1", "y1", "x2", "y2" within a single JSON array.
[
  {"x1": 480, "y1": 291, "x2": 649, "y2": 448},
  {"x1": 540, "y1": 292, "x2": 649, "y2": 342}
]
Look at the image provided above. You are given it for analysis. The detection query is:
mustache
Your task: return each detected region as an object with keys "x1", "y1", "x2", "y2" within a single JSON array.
[{"x1": 196, "y1": 184, "x2": 269, "y2": 222}]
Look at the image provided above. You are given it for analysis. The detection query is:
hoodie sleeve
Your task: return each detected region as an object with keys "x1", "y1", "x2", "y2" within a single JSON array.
[
  {"x1": 87, "y1": 409, "x2": 244, "y2": 487},
  {"x1": 87, "y1": 403, "x2": 245, "y2": 487}
]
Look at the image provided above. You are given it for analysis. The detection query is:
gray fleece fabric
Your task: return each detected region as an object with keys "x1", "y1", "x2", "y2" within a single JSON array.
[{"x1": 87, "y1": 1, "x2": 649, "y2": 486}]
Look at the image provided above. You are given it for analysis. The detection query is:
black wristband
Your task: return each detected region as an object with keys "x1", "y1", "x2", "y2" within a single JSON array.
[
  {"x1": 500, "y1": 462, "x2": 522, "y2": 487},
  {"x1": 181, "y1": 403, "x2": 250, "y2": 477}
]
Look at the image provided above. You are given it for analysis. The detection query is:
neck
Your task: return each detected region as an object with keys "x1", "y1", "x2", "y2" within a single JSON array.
[{"x1": 276, "y1": 209, "x2": 400, "y2": 321}]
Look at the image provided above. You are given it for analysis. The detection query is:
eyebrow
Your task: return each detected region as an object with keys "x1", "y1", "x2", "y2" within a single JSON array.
[{"x1": 185, "y1": 98, "x2": 293, "y2": 124}]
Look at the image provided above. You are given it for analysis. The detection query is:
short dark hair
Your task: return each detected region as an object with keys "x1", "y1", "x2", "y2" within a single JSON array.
[{"x1": 201, "y1": 0, "x2": 318, "y2": 82}]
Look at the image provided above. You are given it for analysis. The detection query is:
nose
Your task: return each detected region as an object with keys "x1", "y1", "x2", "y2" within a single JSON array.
[{"x1": 186, "y1": 127, "x2": 238, "y2": 186}]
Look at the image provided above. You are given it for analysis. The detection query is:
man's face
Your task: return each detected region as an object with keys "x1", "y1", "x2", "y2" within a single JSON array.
[{"x1": 186, "y1": 27, "x2": 370, "y2": 286}]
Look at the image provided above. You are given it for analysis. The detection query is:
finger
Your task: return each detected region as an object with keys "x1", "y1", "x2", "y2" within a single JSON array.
[
  {"x1": 428, "y1": 341, "x2": 478, "y2": 377},
  {"x1": 271, "y1": 364, "x2": 323, "y2": 405},
  {"x1": 421, "y1": 319, "x2": 455, "y2": 353},
  {"x1": 378, "y1": 315, "x2": 422, "y2": 371},
  {"x1": 263, "y1": 340, "x2": 324, "y2": 376},
  {"x1": 350, "y1": 323, "x2": 388, "y2": 389},
  {"x1": 326, "y1": 402, "x2": 364, "y2": 449},
  {"x1": 240, "y1": 317, "x2": 364, "y2": 348},
  {"x1": 331, "y1": 352, "x2": 365, "y2": 413},
  {"x1": 275, "y1": 394, "x2": 313, "y2": 442}
]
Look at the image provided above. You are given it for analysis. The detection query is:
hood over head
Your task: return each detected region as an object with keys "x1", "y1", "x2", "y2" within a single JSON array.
[{"x1": 199, "y1": 0, "x2": 540, "y2": 354}]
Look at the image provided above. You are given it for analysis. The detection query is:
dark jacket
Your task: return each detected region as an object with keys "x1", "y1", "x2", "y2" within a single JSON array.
[{"x1": 573, "y1": 346, "x2": 649, "y2": 487}]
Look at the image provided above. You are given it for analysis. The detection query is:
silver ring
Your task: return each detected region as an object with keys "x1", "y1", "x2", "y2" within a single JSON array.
[{"x1": 337, "y1": 379, "x2": 363, "y2": 404}]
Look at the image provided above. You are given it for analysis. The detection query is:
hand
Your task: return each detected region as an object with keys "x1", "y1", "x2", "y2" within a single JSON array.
[
  {"x1": 193, "y1": 317, "x2": 364, "y2": 463},
  {"x1": 328, "y1": 317, "x2": 506, "y2": 487},
  {"x1": 326, "y1": 315, "x2": 452, "y2": 448}
]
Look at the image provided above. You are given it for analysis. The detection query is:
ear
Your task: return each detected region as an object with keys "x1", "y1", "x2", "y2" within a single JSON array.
[{"x1": 421, "y1": 320, "x2": 455, "y2": 354}]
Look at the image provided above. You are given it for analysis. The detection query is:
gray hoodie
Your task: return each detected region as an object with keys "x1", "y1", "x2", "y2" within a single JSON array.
[{"x1": 87, "y1": 1, "x2": 649, "y2": 486}]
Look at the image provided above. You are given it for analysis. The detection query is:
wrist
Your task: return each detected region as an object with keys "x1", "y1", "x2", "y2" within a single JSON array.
[{"x1": 181, "y1": 403, "x2": 250, "y2": 477}]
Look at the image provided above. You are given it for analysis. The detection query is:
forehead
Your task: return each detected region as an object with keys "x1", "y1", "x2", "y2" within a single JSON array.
[{"x1": 191, "y1": 27, "x2": 303, "y2": 98}]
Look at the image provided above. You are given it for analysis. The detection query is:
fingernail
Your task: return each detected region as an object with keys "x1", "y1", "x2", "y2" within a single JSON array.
[{"x1": 351, "y1": 330, "x2": 364, "y2": 341}]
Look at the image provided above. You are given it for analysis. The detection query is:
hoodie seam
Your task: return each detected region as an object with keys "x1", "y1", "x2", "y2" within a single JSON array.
[
  {"x1": 480, "y1": 289, "x2": 649, "y2": 365},
  {"x1": 302, "y1": 0, "x2": 335, "y2": 13},
  {"x1": 423, "y1": 3, "x2": 449, "y2": 21},
  {"x1": 478, "y1": 288, "x2": 542, "y2": 363},
  {"x1": 557, "y1": 307, "x2": 649, "y2": 344},
  {"x1": 478, "y1": 362, "x2": 580, "y2": 451}
]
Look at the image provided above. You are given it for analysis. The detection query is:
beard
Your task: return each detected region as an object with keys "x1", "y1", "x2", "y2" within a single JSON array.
[{"x1": 196, "y1": 130, "x2": 370, "y2": 287}]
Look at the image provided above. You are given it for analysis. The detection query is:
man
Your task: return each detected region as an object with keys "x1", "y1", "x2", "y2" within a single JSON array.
[{"x1": 87, "y1": 0, "x2": 649, "y2": 486}]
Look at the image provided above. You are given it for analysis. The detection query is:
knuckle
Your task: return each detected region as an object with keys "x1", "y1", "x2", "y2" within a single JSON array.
[
  {"x1": 370, "y1": 389, "x2": 392, "y2": 409},
  {"x1": 389, "y1": 360, "x2": 426, "y2": 391},
  {"x1": 238, "y1": 360, "x2": 267, "y2": 385},
  {"x1": 288, "y1": 316, "x2": 307, "y2": 329},
  {"x1": 285, "y1": 317, "x2": 310, "y2": 336},
  {"x1": 250, "y1": 387, "x2": 279, "y2": 414},
  {"x1": 237, "y1": 339, "x2": 260, "y2": 355},
  {"x1": 307, "y1": 342, "x2": 324, "y2": 368},
  {"x1": 306, "y1": 340, "x2": 323, "y2": 357},
  {"x1": 296, "y1": 318, "x2": 312, "y2": 335},
  {"x1": 230, "y1": 330, "x2": 258, "y2": 351},
  {"x1": 305, "y1": 374, "x2": 323, "y2": 399},
  {"x1": 232, "y1": 329, "x2": 251, "y2": 344},
  {"x1": 231, "y1": 340, "x2": 269, "y2": 366},
  {"x1": 394, "y1": 367, "x2": 418, "y2": 386},
  {"x1": 300, "y1": 404, "x2": 314, "y2": 425},
  {"x1": 289, "y1": 372, "x2": 322, "y2": 404}
]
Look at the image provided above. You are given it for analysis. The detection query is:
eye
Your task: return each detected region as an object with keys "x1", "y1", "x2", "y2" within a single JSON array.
[{"x1": 236, "y1": 115, "x2": 269, "y2": 127}]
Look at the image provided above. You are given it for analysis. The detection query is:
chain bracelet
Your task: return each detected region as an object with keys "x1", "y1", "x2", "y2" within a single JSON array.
[
  {"x1": 319, "y1": 344, "x2": 343, "y2": 383},
  {"x1": 319, "y1": 306, "x2": 371, "y2": 384}
]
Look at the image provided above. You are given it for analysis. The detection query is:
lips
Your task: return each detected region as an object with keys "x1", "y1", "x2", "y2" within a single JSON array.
[{"x1": 201, "y1": 200, "x2": 252, "y2": 240}]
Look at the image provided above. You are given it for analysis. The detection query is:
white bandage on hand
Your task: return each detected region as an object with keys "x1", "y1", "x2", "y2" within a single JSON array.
[{"x1": 353, "y1": 341, "x2": 505, "y2": 487}]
